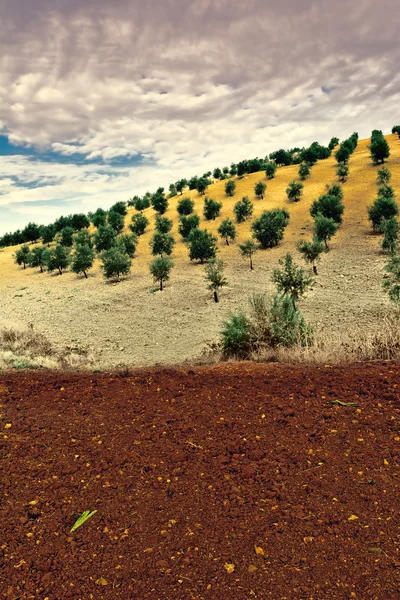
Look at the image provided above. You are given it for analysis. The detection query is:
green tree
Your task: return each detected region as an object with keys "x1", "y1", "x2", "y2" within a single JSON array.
[
  {"x1": 377, "y1": 167, "x2": 391, "y2": 185},
  {"x1": 129, "y1": 213, "x2": 149, "y2": 236},
  {"x1": 335, "y1": 145, "x2": 350, "y2": 164},
  {"x1": 383, "y1": 252, "x2": 400, "y2": 303},
  {"x1": 368, "y1": 196, "x2": 399, "y2": 232},
  {"x1": 74, "y1": 229, "x2": 93, "y2": 248},
  {"x1": 187, "y1": 229, "x2": 217, "y2": 263},
  {"x1": 46, "y1": 244, "x2": 70, "y2": 275},
  {"x1": 178, "y1": 215, "x2": 200, "y2": 239},
  {"x1": 297, "y1": 238, "x2": 325, "y2": 275},
  {"x1": 337, "y1": 163, "x2": 349, "y2": 182},
  {"x1": 71, "y1": 213, "x2": 90, "y2": 230},
  {"x1": 328, "y1": 137, "x2": 339, "y2": 150},
  {"x1": 251, "y1": 209, "x2": 290, "y2": 249},
  {"x1": 265, "y1": 163, "x2": 277, "y2": 179},
  {"x1": 381, "y1": 218, "x2": 399, "y2": 254},
  {"x1": 15, "y1": 244, "x2": 31, "y2": 269},
  {"x1": 213, "y1": 167, "x2": 222, "y2": 179},
  {"x1": 175, "y1": 178, "x2": 188, "y2": 195},
  {"x1": 205, "y1": 259, "x2": 228, "y2": 303},
  {"x1": 93, "y1": 225, "x2": 117, "y2": 252},
  {"x1": 168, "y1": 183, "x2": 177, "y2": 197},
  {"x1": 225, "y1": 180, "x2": 236, "y2": 197},
  {"x1": 271, "y1": 253, "x2": 313, "y2": 306},
  {"x1": 310, "y1": 194, "x2": 344, "y2": 224},
  {"x1": 177, "y1": 197, "x2": 194, "y2": 215},
  {"x1": 150, "y1": 256, "x2": 173, "y2": 291},
  {"x1": 40, "y1": 224, "x2": 55, "y2": 246},
  {"x1": 234, "y1": 196, "x2": 253, "y2": 223},
  {"x1": 370, "y1": 132, "x2": 390, "y2": 164},
  {"x1": 118, "y1": 234, "x2": 137, "y2": 258},
  {"x1": 90, "y1": 208, "x2": 107, "y2": 228},
  {"x1": 151, "y1": 188, "x2": 168, "y2": 214},
  {"x1": 254, "y1": 181, "x2": 267, "y2": 199},
  {"x1": 150, "y1": 232, "x2": 175, "y2": 256},
  {"x1": 286, "y1": 180, "x2": 304, "y2": 202},
  {"x1": 60, "y1": 226, "x2": 75, "y2": 247},
  {"x1": 377, "y1": 184, "x2": 395, "y2": 199},
  {"x1": 155, "y1": 215, "x2": 173, "y2": 234},
  {"x1": 29, "y1": 246, "x2": 48, "y2": 273},
  {"x1": 203, "y1": 197, "x2": 222, "y2": 220},
  {"x1": 218, "y1": 218, "x2": 236, "y2": 245},
  {"x1": 196, "y1": 177, "x2": 209, "y2": 195},
  {"x1": 22, "y1": 222, "x2": 41, "y2": 244},
  {"x1": 229, "y1": 163, "x2": 237, "y2": 176},
  {"x1": 108, "y1": 210, "x2": 124, "y2": 233},
  {"x1": 314, "y1": 214, "x2": 338, "y2": 249},
  {"x1": 392, "y1": 125, "x2": 400, "y2": 138},
  {"x1": 325, "y1": 183, "x2": 344, "y2": 201},
  {"x1": 71, "y1": 244, "x2": 95, "y2": 278},
  {"x1": 109, "y1": 201, "x2": 127, "y2": 216},
  {"x1": 298, "y1": 163, "x2": 311, "y2": 181},
  {"x1": 133, "y1": 195, "x2": 151, "y2": 212},
  {"x1": 100, "y1": 247, "x2": 131, "y2": 282},
  {"x1": 239, "y1": 239, "x2": 258, "y2": 270}
]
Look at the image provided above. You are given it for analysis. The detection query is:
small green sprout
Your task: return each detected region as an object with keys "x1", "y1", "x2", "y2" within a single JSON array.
[{"x1": 70, "y1": 510, "x2": 97, "y2": 532}]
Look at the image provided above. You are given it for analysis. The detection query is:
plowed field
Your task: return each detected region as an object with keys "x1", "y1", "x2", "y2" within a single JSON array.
[{"x1": 1, "y1": 362, "x2": 399, "y2": 599}]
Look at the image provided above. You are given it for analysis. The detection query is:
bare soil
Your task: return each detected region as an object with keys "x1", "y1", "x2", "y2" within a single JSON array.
[{"x1": 1, "y1": 362, "x2": 399, "y2": 599}]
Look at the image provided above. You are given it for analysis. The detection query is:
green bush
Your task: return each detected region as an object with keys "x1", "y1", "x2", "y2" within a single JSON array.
[
  {"x1": 100, "y1": 247, "x2": 131, "y2": 281},
  {"x1": 118, "y1": 234, "x2": 137, "y2": 258},
  {"x1": 298, "y1": 163, "x2": 311, "y2": 181},
  {"x1": 377, "y1": 167, "x2": 391, "y2": 185},
  {"x1": 368, "y1": 196, "x2": 399, "y2": 232},
  {"x1": 271, "y1": 253, "x2": 313, "y2": 305},
  {"x1": 265, "y1": 163, "x2": 277, "y2": 179},
  {"x1": 93, "y1": 225, "x2": 117, "y2": 252},
  {"x1": 108, "y1": 210, "x2": 124, "y2": 233},
  {"x1": 286, "y1": 180, "x2": 304, "y2": 202},
  {"x1": 381, "y1": 218, "x2": 399, "y2": 254},
  {"x1": 251, "y1": 209, "x2": 289, "y2": 248},
  {"x1": 225, "y1": 180, "x2": 236, "y2": 197},
  {"x1": 177, "y1": 197, "x2": 194, "y2": 215},
  {"x1": 254, "y1": 181, "x2": 266, "y2": 198}
]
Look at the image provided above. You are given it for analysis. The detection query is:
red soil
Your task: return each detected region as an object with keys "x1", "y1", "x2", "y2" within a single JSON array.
[{"x1": 1, "y1": 362, "x2": 399, "y2": 599}]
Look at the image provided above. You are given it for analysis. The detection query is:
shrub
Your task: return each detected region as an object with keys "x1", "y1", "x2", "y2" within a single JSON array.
[
  {"x1": 310, "y1": 194, "x2": 344, "y2": 224},
  {"x1": 225, "y1": 180, "x2": 236, "y2": 197},
  {"x1": 118, "y1": 234, "x2": 137, "y2": 258},
  {"x1": 71, "y1": 244, "x2": 95, "y2": 278},
  {"x1": 155, "y1": 215, "x2": 173, "y2": 234},
  {"x1": 377, "y1": 184, "x2": 395, "y2": 200},
  {"x1": 129, "y1": 213, "x2": 149, "y2": 236},
  {"x1": 377, "y1": 167, "x2": 391, "y2": 185},
  {"x1": 381, "y1": 218, "x2": 399, "y2": 254},
  {"x1": 239, "y1": 239, "x2": 258, "y2": 270},
  {"x1": 108, "y1": 210, "x2": 124, "y2": 233},
  {"x1": 254, "y1": 181, "x2": 266, "y2": 198},
  {"x1": 298, "y1": 163, "x2": 311, "y2": 181},
  {"x1": 187, "y1": 229, "x2": 217, "y2": 263},
  {"x1": 314, "y1": 214, "x2": 338, "y2": 249},
  {"x1": 297, "y1": 238, "x2": 325, "y2": 274},
  {"x1": 178, "y1": 214, "x2": 200, "y2": 239},
  {"x1": 150, "y1": 256, "x2": 173, "y2": 291},
  {"x1": 383, "y1": 252, "x2": 400, "y2": 304},
  {"x1": 205, "y1": 259, "x2": 228, "y2": 303},
  {"x1": 15, "y1": 245, "x2": 31, "y2": 269},
  {"x1": 100, "y1": 247, "x2": 131, "y2": 281},
  {"x1": 265, "y1": 163, "x2": 277, "y2": 179},
  {"x1": 46, "y1": 244, "x2": 70, "y2": 275},
  {"x1": 251, "y1": 208, "x2": 290, "y2": 248},
  {"x1": 29, "y1": 246, "x2": 48, "y2": 273},
  {"x1": 221, "y1": 310, "x2": 252, "y2": 358},
  {"x1": 286, "y1": 180, "x2": 304, "y2": 202},
  {"x1": 150, "y1": 232, "x2": 175, "y2": 256},
  {"x1": 203, "y1": 197, "x2": 222, "y2": 220},
  {"x1": 337, "y1": 163, "x2": 349, "y2": 182},
  {"x1": 218, "y1": 218, "x2": 236, "y2": 245},
  {"x1": 177, "y1": 197, "x2": 194, "y2": 216},
  {"x1": 368, "y1": 196, "x2": 399, "y2": 232},
  {"x1": 271, "y1": 253, "x2": 313, "y2": 306},
  {"x1": 234, "y1": 196, "x2": 253, "y2": 223},
  {"x1": 93, "y1": 225, "x2": 117, "y2": 252}
]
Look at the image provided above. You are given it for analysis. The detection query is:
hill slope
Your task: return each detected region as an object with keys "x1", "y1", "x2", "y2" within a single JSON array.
[{"x1": 0, "y1": 134, "x2": 399, "y2": 368}]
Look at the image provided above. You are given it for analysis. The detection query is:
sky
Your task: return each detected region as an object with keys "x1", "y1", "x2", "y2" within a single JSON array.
[{"x1": 0, "y1": 0, "x2": 399, "y2": 234}]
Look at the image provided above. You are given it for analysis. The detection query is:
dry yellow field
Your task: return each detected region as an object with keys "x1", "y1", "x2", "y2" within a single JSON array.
[{"x1": 1, "y1": 134, "x2": 399, "y2": 368}]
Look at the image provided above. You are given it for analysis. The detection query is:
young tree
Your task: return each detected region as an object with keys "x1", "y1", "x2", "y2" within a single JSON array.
[
  {"x1": 151, "y1": 188, "x2": 168, "y2": 214},
  {"x1": 196, "y1": 177, "x2": 209, "y2": 195},
  {"x1": 187, "y1": 229, "x2": 217, "y2": 263},
  {"x1": 29, "y1": 246, "x2": 48, "y2": 273},
  {"x1": 381, "y1": 218, "x2": 399, "y2": 254},
  {"x1": 175, "y1": 178, "x2": 188, "y2": 195},
  {"x1": 297, "y1": 238, "x2": 325, "y2": 274},
  {"x1": 234, "y1": 196, "x2": 253, "y2": 223},
  {"x1": 298, "y1": 163, "x2": 311, "y2": 181},
  {"x1": 155, "y1": 215, "x2": 173, "y2": 233},
  {"x1": 370, "y1": 132, "x2": 390, "y2": 164},
  {"x1": 74, "y1": 229, "x2": 93, "y2": 248},
  {"x1": 47, "y1": 244, "x2": 70, "y2": 275},
  {"x1": 100, "y1": 247, "x2": 131, "y2": 282},
  {"x1": 177, "y1": 197, "x2": 194, "y2": 216},
  {"x1": 150, "y1": 256, "x2": 173, "y2": 291},
  {"x1": 118, "y1": 234, "x2": 137, "y2": 258},
  {"x1": 22, "y1": 222, "x2": 41, "y2": 244},
  {"x1": 286, "y1": 180, "x2": 304, "y2": 202},
  {"x1": 377, "y1": 167, "x2": 391, "y2": 185},
  {"x1": 15, "y1": 245, "x2": 31, "y2": 269},
  {"x1": 239, "y1": 239, "x2": 258, "y2": 270},
  {"x1": 90, "y1": 208, "x2": 107, "y2": 228},
  {"x1": 368, "y1": 196, "x2": 399, "y2": 232},
  {"x1": 108, "y1": 210, "x2": 124, "y2": 233},
  {"x1": 310, "y1": 194, "x2": 344, "y2": 224},
  {"x1": 133, "y1": 195, "x2": 151, "y2": 212},
  {"x1": 178, "y1": 214, "x2": 200, "y2": 239},
  {"x1": 218, "y1": 218, "x2": 236, "y2": 245},
  {"x1": 225, "y1": 180, "x2": 236, "y2": 197},
  {"x1": 93, "y1": 225, "x2": 117, "y2": 252},
  {"x1": 109, "y1": 201, "x2": 127, "y2": 216},
  {"x1": 265, "y1": 162, "x2": 277, "y2": 179},
  {"x1": 314, "y1": 214, "x2": 338, "y2": 249},
  {"x1": 205, "y1": 259, "x2": 228, "y2": 303},
  {"x1": 383, "y1": 252, "x2": 400, "y2": 304},
  {"x1": 71, "y1": 244, "x2": 95, "y2": 278},
  {"x1": 251, "y1": 209, "x2": 290, "y2": 248},
  {"x1": 40, "y1": 224, "x2": 55, "y2": 246},
  {"x1": 203, "y1": 197, "x2": 222, "y2": 220},
  {"x1": 254, "y1": 181, "x2": 267, "y2": 199},
  {"x1": 150, "y1": 232, "x2": 175, "y2": 256},
  {"x1": 129, "y1": 213, "x2": 149, "y2": 236},
  {"x1": 271, "y1": 253, "x2": 313, "y2": 306},
  {"x1": 337, "y1": 163, "x2": 349, "y2": 182}
]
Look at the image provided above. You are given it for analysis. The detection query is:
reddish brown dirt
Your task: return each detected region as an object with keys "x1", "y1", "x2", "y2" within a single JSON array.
[{"x1": 0, "y1": 362, "x2": 399, "y2": 600}]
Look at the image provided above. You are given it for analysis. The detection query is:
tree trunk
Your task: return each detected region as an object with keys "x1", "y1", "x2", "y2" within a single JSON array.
[
  {"x1": 58, "y1": 267, "x2": 62, "y2": 275},
  {"x1": 23, "y1": 263, "x2": 26, "y2": 270},
  {"x1": 324, "y1": 239, "x2": 328, "y2": 250},
  {"x1": 160, "y1": 279, "x2": 163, "y2": 291},
  {"x1": 250, "y1": 257, "x2": 253, "y2": 271},
  {"x1": 84, "y1": 271, "x2": 88, "y2": 279},
  {"x1": 226, "y1": 238, "x2": 229, "y2": 246},
  {"x1": 214, "y1": 290, "x2": 219, "y2": 303},
  {"x1": 313, "y1": 264, "x2": 317, "y2": 275},
  {"x1": 40, "y1": 266, "x2": 43, "y2": 273}
]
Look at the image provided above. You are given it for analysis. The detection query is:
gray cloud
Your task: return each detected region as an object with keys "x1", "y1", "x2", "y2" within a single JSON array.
[{"x1": 0, "y1": 0, "x2": 399, "y2": 233}]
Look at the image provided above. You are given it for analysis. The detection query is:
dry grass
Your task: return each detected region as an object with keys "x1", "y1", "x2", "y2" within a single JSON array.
[{"x1": 0, "y1": 326, "x2": 94, "y2": 370}]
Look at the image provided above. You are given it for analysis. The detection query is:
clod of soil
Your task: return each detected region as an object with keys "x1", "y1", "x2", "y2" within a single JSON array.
[{"x1": 1, "y1": 361, "x2": 399, "y2": 598}]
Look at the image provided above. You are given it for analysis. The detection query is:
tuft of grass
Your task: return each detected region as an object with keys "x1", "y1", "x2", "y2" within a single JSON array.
[{"x1": 70, "y1": 510, "x2": 97, "y2": 532}]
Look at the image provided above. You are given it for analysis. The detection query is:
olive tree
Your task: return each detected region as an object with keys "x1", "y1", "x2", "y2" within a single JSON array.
[
  {"x1": 225, "y1": 180, "x2": 236, "y2": 197},
  {"x1": 205, "y1": 259, "x2": 228, "y2": 303},
  {"x1": 150, "y1": 256, "x2": 173, "y2": 291},
  {"x1": 71, "y1": 244, "x2": 95, "y2": 278},
  {"x1": 218, "y1": 218, "x2": 236, "y2": 245},
  {"x1": 15, "y1": 245, "x2": 31, "y2": 269},
  {"x1": 271, "y1": 253, "x2": 313, "y2": 306},
  {"x1": 265, "y1": 163, "x2": 277, "y2": 179},
  {"x1": 298, "y1": 163, "x2": 311, "y2": 181},
  {"x1": 177, "y1": 197, "x2": 194, "y2": 215},
  {"x1": 150, "y1": 232, "x2": 175, "y2": 256},
  {"x1": 251, "y1": 209, "x2": 290, "y2": 249},
  {"x1": 47, "y1": 244, "x2": 70, "y2": 275},
  {"x1": 234, "y1": 196, "x2": 253, "y2": 223},
  {"x1": 377, "y1": 167, "x2": 391, "y2": 185},
  {"x1": 178, "y1": 215, "x2": 200, "y2": 239},
  {"x1": 337, "y1": 163, "x2": 349, "y2": 182},
  {"x1": 368, "y1": 196, "x2": 399, "y2": 232},
  {"x1": 100, "y1": 247, "x2": 131, "y2": 281},
  {"x1": 297, "y1": 238, "x2": 325, "y2": 274},
  {"x1": 187, "y1": 229, "x2": 217, "y2": 263},
  {"x1": 286, "y1": 180, "x2": 304, "y2": 202},
  {"x1": 203, "y1": 197, "x2": 222, "y2": 220},
  {"x1": 254, "y1": 181, "x2": 266, "y2": 199},
  {"x1": 129, "y1": 213, "x2": 149, "y2": 236},
  {"x1": 314, "y1": 214, "x2": 338, "y2": 249},
  {"x1": 239, "y1": 239, "x2": 258, "y2": 270},
  {"x1": 29, "y1": 246, "x2": 48, "y2": 273}
]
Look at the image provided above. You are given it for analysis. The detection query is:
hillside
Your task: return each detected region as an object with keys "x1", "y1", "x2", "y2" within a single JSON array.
[{"x1": 0, "y1": 134, "x2": 399, "y2": 369}]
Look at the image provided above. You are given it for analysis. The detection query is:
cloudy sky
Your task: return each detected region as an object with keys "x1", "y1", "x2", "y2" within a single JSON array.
[{"x1": 0, "y1": 0, "x2": 399, "y2": 234}]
